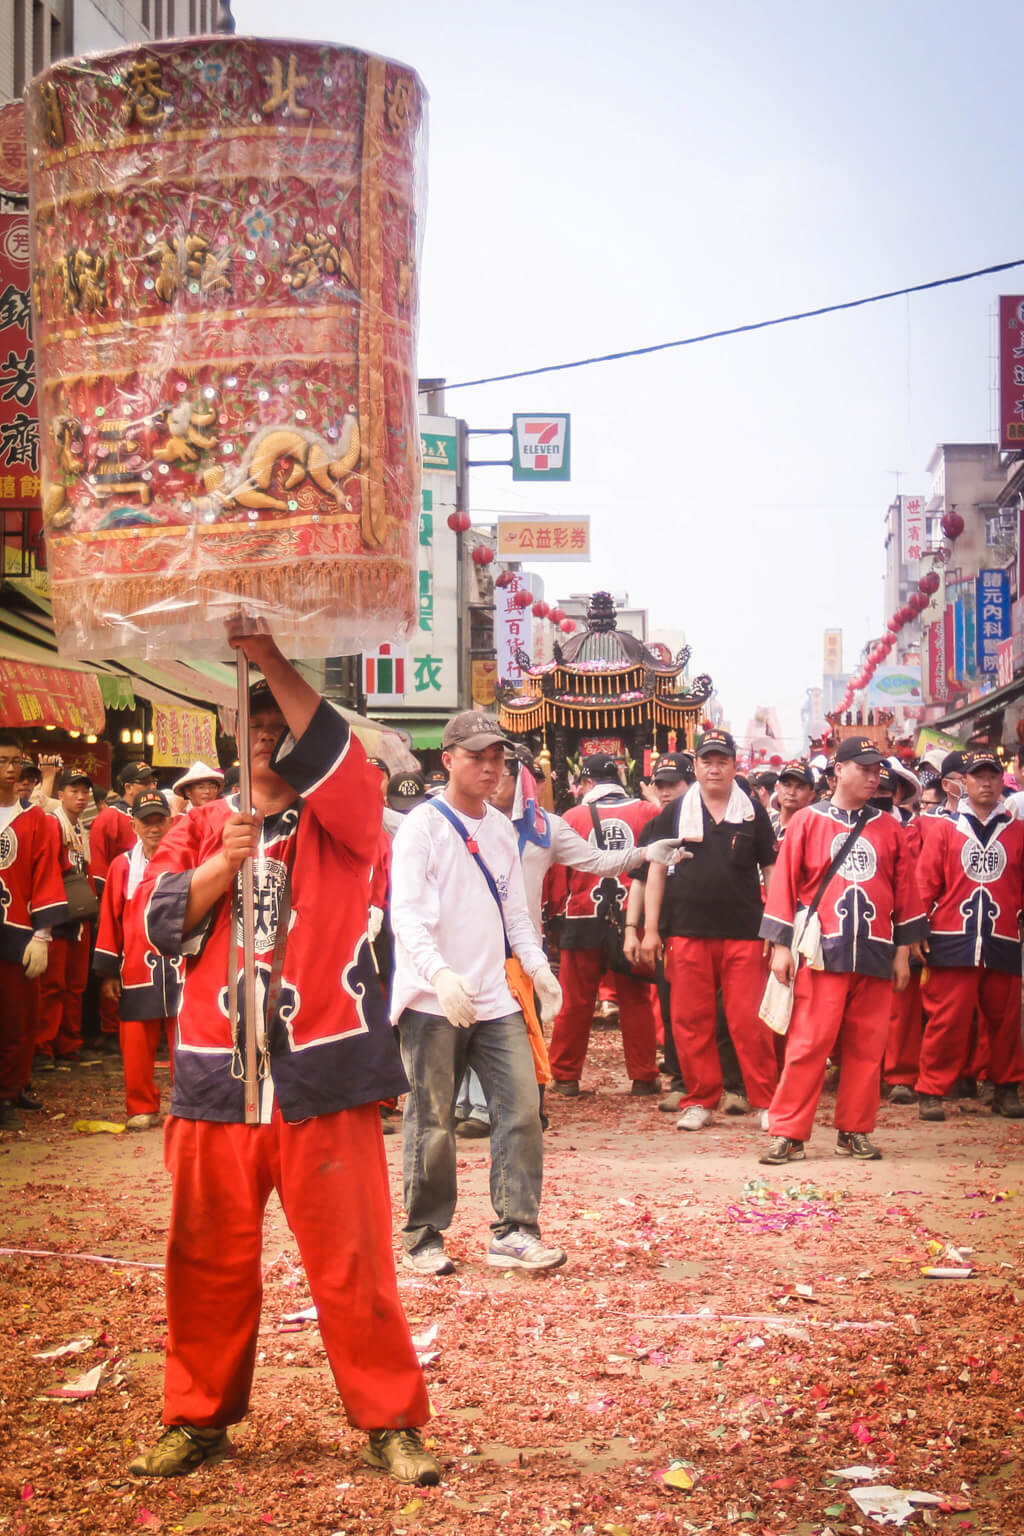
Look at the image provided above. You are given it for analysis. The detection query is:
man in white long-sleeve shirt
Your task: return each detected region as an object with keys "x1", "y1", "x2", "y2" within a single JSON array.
[{"x1": 390, "y1": 712, "x2": 566, "y2": 1276}]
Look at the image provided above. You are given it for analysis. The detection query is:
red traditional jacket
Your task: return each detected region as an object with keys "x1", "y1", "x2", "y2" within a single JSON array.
[
  {"x1": 760, "y1": 799, "x2": 926, "y2": 978},
  {"x1": 140, "y1": 701, "x2": 409, "y2": 1124},
  {"x1": 0, "y1": 801, "x2": 67, "y2": 964},
  {"x1": 545, "y1": 786, "x2": 657, "y2": 950},
  {"x1": 915, "y1": 805, "x2": 1024, "y2": 974},
  {"x1": 90, "y1": 800, "x2": 136, "y2": 893},
  {"x1": 94, "y1": 846, "x2": 182, "y2": 1018}
]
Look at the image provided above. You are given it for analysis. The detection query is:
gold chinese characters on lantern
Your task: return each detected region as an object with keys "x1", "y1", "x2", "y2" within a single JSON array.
[{"x1": 26, "y1": 38, "x2": 426, "y2": 661}]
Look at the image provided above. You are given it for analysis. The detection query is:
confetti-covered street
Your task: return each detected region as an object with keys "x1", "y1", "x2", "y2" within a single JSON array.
[{"x1": 2, "y1": 1028, "x2": 1023, "y2": 1536}]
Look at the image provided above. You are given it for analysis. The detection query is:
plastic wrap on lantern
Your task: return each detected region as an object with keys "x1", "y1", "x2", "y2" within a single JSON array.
[{"x1": 26, "y1": 38, "x2": 426, "y2": 660}]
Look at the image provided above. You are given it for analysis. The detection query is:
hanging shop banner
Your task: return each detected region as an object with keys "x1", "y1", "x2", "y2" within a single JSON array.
[
  {"x1": 0, "y1": 658, "x2": 105, "y2": 731},
  {"x1": 151, "y1": 702, "x2": 217, "y2": 767},
  {"x1": 915, "y1": 725, "x2": 963, "y2": 757},
  {"x1": 926, "y1": 621, "x2": 952, "y2": 705},
  {"x1": 976, "y1": 568, "x2": 1011, "y2": 676},
  {"x1": 511, "y1": 414, "x2": 571, "y2": 482},
  {"x1": 997, "y1": 637, "x2": 1015, "y2": 687},
  {"x1": 822, "y1": 629, "x2": 842, "y2": 676},
  {"x1": 866, "y1": 666, "x2": 923, "y2": 705},
  {"x1": 496, "y1": 572, "x2": 534, "y2": 687},
  {"x1": 998, "y1": 296, "x2": 1024, "y2": 451},
  {"x1": 0, "y1": 215, "x2": 38, "y2": 509},
  {"x1": 497, "y1": 515, "x2": 589, "y2": 561},
  {"x1": 899, "y1": 495, "x2": 926, "y2": 567},
  {"x1": 471, "y1": 659, "x2": 497, "y2": 709}
]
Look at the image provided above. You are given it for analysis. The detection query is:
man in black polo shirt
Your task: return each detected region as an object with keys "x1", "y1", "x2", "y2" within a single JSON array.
[{"x1": 640, "y1": 730, "x2": 779, "y2": 1131}]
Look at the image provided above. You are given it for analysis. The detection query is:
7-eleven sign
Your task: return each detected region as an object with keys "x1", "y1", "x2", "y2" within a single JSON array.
[
  {"x1": 512, "y1": 413, "x2": 571, "y2": 482},
  {"x1": 363, "y1": 643, "x2": 407, "y2": 699}
]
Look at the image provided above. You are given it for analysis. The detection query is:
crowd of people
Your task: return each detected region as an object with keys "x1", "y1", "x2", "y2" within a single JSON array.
[{"x1": 2, "y1": 638, "x2": 1024, "y2": 1489}]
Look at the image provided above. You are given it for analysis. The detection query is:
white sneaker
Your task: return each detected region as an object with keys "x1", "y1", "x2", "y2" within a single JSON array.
[
  {"x1": 402, "y1": 1242, "x2": 455, "y2": 1276},
  {"x1": 676, "y1": 1104, "x2": 712, "y2": 1131},
  {"x1": 487, "y1": 1228, "x2": 566, "y2": 1270},
  {"x1": 759, "y1": 1109, "x2": 771, "y2": 1132}
]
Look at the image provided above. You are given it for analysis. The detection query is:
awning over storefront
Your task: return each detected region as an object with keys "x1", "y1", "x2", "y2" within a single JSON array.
[
  {"x1": 379, "y1": 715, "x2": 449, "y2": 750},
  {"x1": 935, "y1": 674, "x2": 1024, "y2": 734}
]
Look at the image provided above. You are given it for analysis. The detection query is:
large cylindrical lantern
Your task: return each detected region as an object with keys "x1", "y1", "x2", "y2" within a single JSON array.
[{"x1": 26, "y1": 38, "x2": 426, "y2": 660}]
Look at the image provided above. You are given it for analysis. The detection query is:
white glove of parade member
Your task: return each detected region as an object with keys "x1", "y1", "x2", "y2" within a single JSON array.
[
  {"x1": 432, "y1": 968, "x2": 478, "y2": 1029},
  {"x1": 367, "y1": 905, "x2": 384, "y2": 943},
  {"x1": 642, "y1": 837, "x2": 692, "y2": 868},
  {"x1": 532, "y1": 963, "x2": 563, "y2": 1025},
  {"x1": 23, "y1": 935, "x2": 51, "y2": 980}
]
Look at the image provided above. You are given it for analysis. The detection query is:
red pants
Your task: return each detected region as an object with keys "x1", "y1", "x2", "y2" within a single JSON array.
[
  {"x1": 162, "y1": 1106, "x2": 429, "y2": 1432},
  {"x1": 917, "y1": 967, "x2": 1024, "y2": 1097},
  {"x1": 548, "y1": 948, "x2": 658, "y2": 1083},
  {"x1": 665, "y1": 936, "x2": 778, "y2": 1111},
  {"x1": 121, "y1": 1016, "x2": 175, "y2": 1116},
  {"x1": 36, "y1": 930, "x2": 90, "y2": 1059},
  {"x1": 0, "y1": 958, "x2": 36, "y2": 1100},
  {"x1": 769, "y1": 968, "x2": 890, "y2": 1142},
  {"x1": 884, "y1": 972, "x2": 923, "y2": 1085}
]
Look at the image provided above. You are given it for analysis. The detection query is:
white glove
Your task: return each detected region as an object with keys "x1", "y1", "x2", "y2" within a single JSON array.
[
  {"x1": 23, "y1": 935, "x2": 51, "y2": 980},
  {"x1": 432, "y1": 968, "x2": 477, "y2": 1029},
  {"x1": 367, "y1": 905, "x2": 384, "y2": 943},
  {"x1": 532, "y1": 963, "x2": 563, "y2": 1025},
  {"x1": 643, "y1": 838, "x2": 692, "y2": 867}
]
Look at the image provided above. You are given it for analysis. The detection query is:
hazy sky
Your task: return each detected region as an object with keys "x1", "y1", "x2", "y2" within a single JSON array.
[{"x1": 238, "y1": 0, "x2": 1020, "y2": 747}]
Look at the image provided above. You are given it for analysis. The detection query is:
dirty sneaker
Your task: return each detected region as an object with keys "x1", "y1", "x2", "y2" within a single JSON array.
[
  {"x1": 126, "y1": 1113, "x2": 160, "y2": 1131},
  {"x1": 363, "y1": 1427, "x2": 441, "y2": 1485},
  {"x1": 676, "y1": 1104, "x2": 712, "y2": 1131},
  {"x1": 129, "y1": 1424, "x2": 230, "y2": 1477},
  {"x1": 758, "y1": 1136, "x2": 805, "y2": 1165},
  {"x1": 401, "y1": 1241, "x2": 455, "y2": 1276},
  {"x1": 487, "y1": 1228, "x2": 566, "y2": 1270},
  {"x1": 992, "y1": 1085, "x2": 1024, "y2": 1119},
  {"x1": 836, "y1": 1130, "x2": 882, "y2": 1160}
]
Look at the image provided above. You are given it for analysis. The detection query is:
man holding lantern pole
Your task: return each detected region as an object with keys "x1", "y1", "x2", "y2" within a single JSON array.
[{"x1": 130, "y1": 631, "x2": 438, "y2": 1487}]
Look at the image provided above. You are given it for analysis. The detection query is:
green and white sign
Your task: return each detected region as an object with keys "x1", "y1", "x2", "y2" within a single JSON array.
[
  {"x1": 511, "y1": 414, "x2": 571, "y2": 482},
  {"x1": 421, "y1": 431, "x2": 457, "y2": 473}
]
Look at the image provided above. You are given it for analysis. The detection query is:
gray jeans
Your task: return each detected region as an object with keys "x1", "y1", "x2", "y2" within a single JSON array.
[{"x1": 398, "y1": 1008, "x2": 543, "y2": 1253}]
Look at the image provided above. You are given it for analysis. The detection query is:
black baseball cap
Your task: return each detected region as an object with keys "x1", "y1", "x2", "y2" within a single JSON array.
[
  {"x1": 940, "y1": 750, "x2": 966, "y2": 778},
  {"x1": 17, "y1": 758, "x2": 40, "y2": 782},
  {"x1": 56, "y1": 767, "x2": 92, "y2": 790},
  {"x1": 835, "y1": 737, "x2": 885, "y2": 766},
  {"x1": 387, "y1": 771, "x2": 428, "y2": 811},
  {"x1": 579, "y1": 753, "x2": 621, "y2": 781},
  {"x1": 875, "y1": 763, "x2": 894, "y2": 793},
  {"x1": 119, "y1": 761, "x2": 155, "y2": 787},
  {"x1": 368, "y1": 756, "x2": 389, "y2": 776},
  {"x1": 442, "y1": 711, "x2": 506, "y2": 752},
  {"x1": 652, "y1": 751, "x2": 693, "y2": 782},
  {"x1": 696, "y1": 729, "x2": 736, "y2": 758},
  {"x1": 778, "y1": 760, "x2": 814, "y2": 786},
  {"x1": 132, "y1": 789, "x2": 169, "y2": 819},
  {"x1": 964, "y1": 749, "x2": 1002, "y2": 773}
]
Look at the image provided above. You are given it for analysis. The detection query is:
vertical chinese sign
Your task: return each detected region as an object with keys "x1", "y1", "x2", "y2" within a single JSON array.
[
  {"x1": 899, "y1": 494, "x2": 925, "y2": 569},
  {"x1": 822, "y1": 629, "x2": 842, "y2": 676},
  {"x1": 998, "y1": 296, "x2": 1024, "y2": 451},
  {"x1": 976, "y1": 568, "x2": 1011, "y2": 676},
  {"x1": 0, "y1": 102, "x2": 39, "y2": 534},
  {"x1": 362, "y1": 415, "x2": 460, "y2": 715},
  {"x1": 495, "y1": 572, "x2": 534, "y2": 689}
]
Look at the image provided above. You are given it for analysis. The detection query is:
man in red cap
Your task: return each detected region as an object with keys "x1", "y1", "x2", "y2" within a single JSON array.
[
  {"x1": 759, "y1": 736, "x2": 926, "y2": 1163},
  {"x1": 913, "y1": 748, "x2": 1024, "y2": 1121}
]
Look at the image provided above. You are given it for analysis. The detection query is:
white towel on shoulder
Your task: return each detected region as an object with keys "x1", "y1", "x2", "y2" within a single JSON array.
[{"x1": 677, "y1": 781, "x2": 755, "y2": 841}]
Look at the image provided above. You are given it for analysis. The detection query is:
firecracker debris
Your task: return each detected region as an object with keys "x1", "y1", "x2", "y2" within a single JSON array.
[{"x1": 1, "y1": 1032, "x2": 1022, "y2": 1535}]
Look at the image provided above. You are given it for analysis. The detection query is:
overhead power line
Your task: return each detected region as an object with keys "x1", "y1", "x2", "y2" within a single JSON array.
[{"x1": 442, "y1": 257, "x2": 1024, "y2": 391}]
